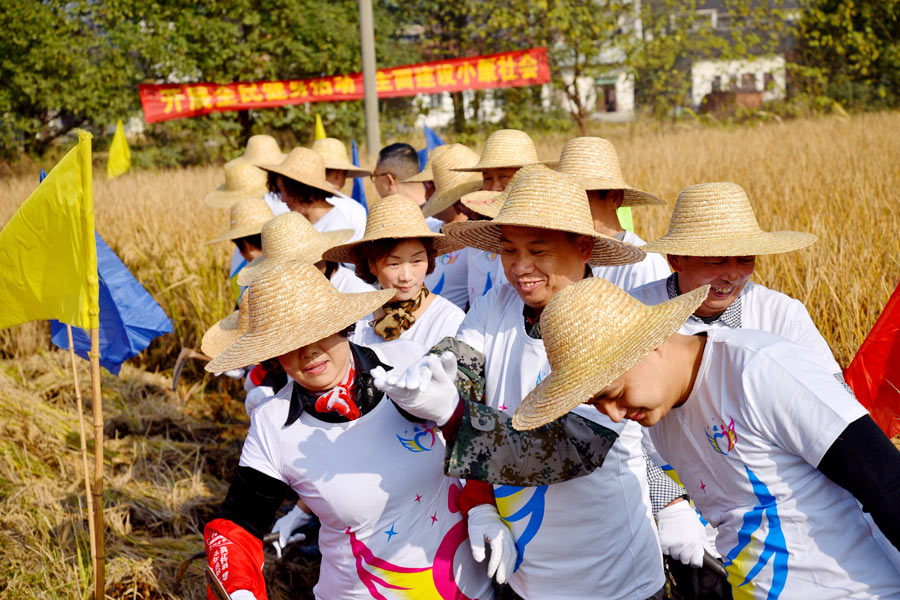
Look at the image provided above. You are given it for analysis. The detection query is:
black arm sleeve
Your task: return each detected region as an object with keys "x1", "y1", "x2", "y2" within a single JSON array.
[
  {"x1": 214, "y1": 466, "x2": 290, "y2": 540},
  {"x1": 816, "y1": 415, "x2": 900, "y2": 551}
]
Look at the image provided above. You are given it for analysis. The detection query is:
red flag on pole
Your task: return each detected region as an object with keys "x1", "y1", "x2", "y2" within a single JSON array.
[{"x1": 844, "y1": 281, "x2": 900, "y2": 438}]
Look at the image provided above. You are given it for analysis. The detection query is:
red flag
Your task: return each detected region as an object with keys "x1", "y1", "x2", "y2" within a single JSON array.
[{"x1": 844, "y1": 281, "x2": 900, "y2": 438}]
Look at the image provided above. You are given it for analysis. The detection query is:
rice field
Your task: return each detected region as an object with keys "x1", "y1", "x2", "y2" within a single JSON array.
[{"x1": 0, "y1": 112, "x2": 898, "y2": 598}]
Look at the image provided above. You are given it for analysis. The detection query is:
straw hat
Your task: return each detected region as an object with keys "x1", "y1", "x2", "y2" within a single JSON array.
[
  {"x1": 206, "y1": 197, "x2": 274, "y2": 245},
  {"x1": 311, "y1": 138, "x2": 371, "y2": 178},
  {"x1": 460, "y1": 190, "x2": 503, "y2": 219},
  {"x1": 322, "y1": 194, "x2": 466, "y2": 264},
  {"x1": 443, "y1": 166, "x2": 645, "y2": 267},
  {"x1": 201, "y1": 297, "x2": 250, "y2": 358},
  {"x1": 206, "y1": 262, "x2": 395, "y2": 373},
  {"x1": 641, "y1": 182, "x2": 817, "y2": 256},
  {"x1": 557, "y1": 137, "x2": 664, "y2": 207},
  {"x1": 204, "y1": 159, "x2": 269, "y2": 209},
  {"x1": 237, "y1": 212, "x2": 353, "y2": 286},
  {"x1": 258, "y1": 147, "x2": 335, "y2": 197},
  {"x1": 512, "y1": 277, "x2": 709, "y2": 430},
  {"x1": 452, "y1": 129, "x2": 552, "y2": 172},
  {"x1": 225, "y1": 135, "x2": 285, "y2": 170},
  {"x1": 420, "y1": 144, "x2": 483, "y2": 217},
  {"x1": 402, "y1": 144, "x2": 451, "y2": 183}
]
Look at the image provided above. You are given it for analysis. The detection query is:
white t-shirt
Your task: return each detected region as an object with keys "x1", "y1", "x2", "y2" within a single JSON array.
[
  {"x1": 466, "y1": 247, "x2": 507, "y2": 306},
  {"x1": 649, "y1": 328, "x2": 900, "y2": 599},
  {"x1": 592, "y1": 230, "x2": 670, "y2": 291},
  {"x1": 351, "y1": 294, "x2": 465, "y2": 351},
  {"x1": 263, "y1": 190, "x2": 290, "y2": 216},
  {"x1": 240, "y1": 384, "x2": 493, "y2": 600},
  {"x1": 456, "y1": 283, "x2": 665, "y2": 600},
  {"x1": 629, "y1": 278, "x2": 841, "y2": 374},
  {"x1": 424, "y1": 217, "x2": 469, "y2": 311},
  {"x1": 314, "y1": 195, "x2": 367, "y2": 242},
  {"x1": 330, "y1": 265, "x2": 376, "y2": 294}
]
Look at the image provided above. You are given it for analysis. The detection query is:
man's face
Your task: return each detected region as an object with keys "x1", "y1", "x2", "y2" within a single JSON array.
[
  {"x1": 586, "y1": 350, "x2": 677, "y2": 427},
  {"x1": 499, "y1": 225, "x2": 592, "y2": 310},
  {"x1": 372, "y1": 163, "x2": 398, "y2": 198},
  {"x1": 423, "y1": 181, "x2": 436, "y2": 201},
  {"x1": 668, "y1": 255, "x2": 756, "y2": 317},
  {"x1": 325, "y1": 169, "x2": 347, "y2": 192},
  {"x1": 481, "y1": 167, "x2": 520, "y2": 192}
]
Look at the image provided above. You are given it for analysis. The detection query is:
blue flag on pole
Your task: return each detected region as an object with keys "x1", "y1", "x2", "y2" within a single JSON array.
[
  {"x1": 417, "y1": 124, "x2": 445, "y2": 170},
  {"x1": 50, "y1": 232, "x2": 173, "y2": 375},
  {"x1": 350, "y1": 139, "x2": 368, "y2": 213}
]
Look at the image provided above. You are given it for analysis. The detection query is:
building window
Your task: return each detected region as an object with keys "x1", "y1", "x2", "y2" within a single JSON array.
[
  {"x1": 763, "y1": 73, "x2": 775, "y2": 90},
  {"x1": 711, "y1": 76, "x2": 722, "y2": 92},
  {"x1": 740, "y1": 73, "x2": 757, "y2": 92}
]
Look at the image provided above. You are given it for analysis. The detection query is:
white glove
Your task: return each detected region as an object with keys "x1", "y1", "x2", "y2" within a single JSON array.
[
  {"x1": 271, "y1": 504, "x2": 311, "y2": 558},
  {"x1": 467, "y1": 504, "x2": 517, "y2": 585},
  {"x1": 231, "y1": 591, "x2": 258, "y2": 600},
  {"x1": 371, "y1": 352, "x2": 460, "y2": 425},
  {"x1": 657, "y1": 500, "x2": 714, "y2": 568}
]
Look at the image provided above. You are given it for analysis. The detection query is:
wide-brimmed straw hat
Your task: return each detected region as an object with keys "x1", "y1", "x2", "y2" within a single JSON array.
[
  {"x1": 557, "y1": 137, "x2": 664, "y2": 207},
  {"x1": 237, "y1": 212, "x2": 353, "y2": 285},
  {"x1": 258, "y1": 147, "x2": 335, "y2": 197},
  {"x1": 641, "y1": 182, "x2": 817, "y2": 256},
  {"x1": 201, "y1": 297, "x2": 250, "y2": 358},
  {"x1": 225, "y1": 135, "x2": 286, "y2": 170},
  {"x1": 322, "y1": 194, "x2": 466, "y2": 264},
  {"x1": 443, "y1": 166, "x2": 645, "y2": 267},
  {"x1": 460, "y1": 190, "x2": 503, "y2": 219},
  {"x1": 206, "y1": 261, "x2": 395, "y2": 373},
  {"x1": 421, "y1": 144, "x2": 483, "y2": 217},
  {"x1": 452, "y1": 129, "x2": 552, "y2": 172},
  {"x1": 512, "y1": 277, "x2": 709, "y2": 430},
  {"x1": 205, "y1": 159, "x2": 270, "y2": 209},
  {"x1": 206, "y1": 197, "x2": 274, "y2": 245},
  {"x1": 311, "y1": 138, "x2": 371, "y2": 178}
]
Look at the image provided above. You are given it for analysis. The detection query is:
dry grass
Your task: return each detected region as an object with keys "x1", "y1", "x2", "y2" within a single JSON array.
[{"x1": 0, "y1": 112, "x2": 898, "y2": 598}]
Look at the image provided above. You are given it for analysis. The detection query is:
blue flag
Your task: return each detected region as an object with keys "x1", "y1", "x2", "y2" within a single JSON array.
[
  {"x1": 50, "y1": 232, "x2": 173, "y2": 375},
  {"x1": 417, "y1": 124, "x2": 445, "y2": 170},
  {"x1": 350, "y1": 139, "x2": 368, "y2": 213}
]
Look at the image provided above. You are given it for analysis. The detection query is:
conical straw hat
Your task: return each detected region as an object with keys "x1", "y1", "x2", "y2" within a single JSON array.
[
  {"x1": 460, "y1": 190, "x2": 503, "y2": 219},
  {"x1": 206, "y1": 197, "x2": 274, "y2": 245},
  {"x1": 557, "y1": 137, "x2": 664, "y2": 207},
  {"x1": 512, "y1": 277, "x2": 709, "y2": 430},
  {"x1": 207, "y1": 261, "x2": 395, "y2": 373},
  {"x1": 452, "y1": 129, "x2": 553, "y2": 172},
  {"x1": 225, "y1": 135, "x2": 286, "y2": 170},
  {"x1": 311, "y1": 138, "x2": 371, "y2": 178},
  {"x1": 205, "y1": 159, "x2": 269, "y2": 209},
  {"x1": 322, "y1": 194, "x2": 466, "y2": 264},
  {"x1": 237, "y1": 212, "x2": 353, "y2": 286},
  {"x1": 258, "y1": 147, "x2": 335, "y2": 197},
  {"x1": 443, "y1": 166, "x2": 645, "y2": 267},
  {"x1": 201, "y1": 296, "x2": 250, "y2": 358},
  {"x1": 641, "y1": 182, "x2": 817, "y2": 256},
  {"x1": 421, "y1": 144, "x2": 483, "y2": 217}
]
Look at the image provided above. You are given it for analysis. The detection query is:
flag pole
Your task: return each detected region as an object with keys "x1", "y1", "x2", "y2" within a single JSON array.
[
  {"x1": 65, "y1": 325, "x2": 97, "y2": 584},
  {"x1": 89, "y1": 327, "x2": 105, "y2": 600}
]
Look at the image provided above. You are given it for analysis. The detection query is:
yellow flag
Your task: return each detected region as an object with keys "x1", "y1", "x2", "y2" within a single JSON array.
[
  {"x1": 0, "y1": 131, "x2": 99, "y2": 329},
  {"x1": 314, "y1": 113, "x2": 326, "y2": 141},
  {"x1": 106, "y1": 119, "x2": 131, "y2": 179}
]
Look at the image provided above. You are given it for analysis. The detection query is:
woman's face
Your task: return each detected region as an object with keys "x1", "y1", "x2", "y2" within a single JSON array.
[
  {"x1": 278, "y1": 333, "x2": 352, "y2": 392},
  {"x1": 368, "y1": 239, "x2": 429, "y2": 302}
]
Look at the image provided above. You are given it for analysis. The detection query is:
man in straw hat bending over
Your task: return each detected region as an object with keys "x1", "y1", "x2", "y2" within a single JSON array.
[
  {"x1": 375, "y1": 166, "x2": 689, "y2": 600},
  {"x1": 311, "y1": 137, "x2": 371, "y2": 197},
  {"x1": 511, "y1": 276, "x2": 900, "y2": 599},
  {"x1": 557, "y1": 137, "x2": 670, "y2": 291}
]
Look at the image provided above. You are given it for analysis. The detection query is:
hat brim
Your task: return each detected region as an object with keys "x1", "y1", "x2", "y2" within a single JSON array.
[
  {"x1": 442, "y1": 220, "x2": 645, "y2": 267},
  {"x1": 511, "y1": 285, "x2": 709, "y2": 430},
  {"x1": 258, "y1": 162, "x2": 337, "y2": 197},
  {"x1": 403, "y1": 168, "x2": 433, "y2": 183},
  {"x1": 201, "y1": 311, "x2": 244, "y2": 358},
  {"x1": 451, "y1": 159, "x2": 555, "y2": 172},
  {"x1": 206, "y1": 288, "x2": 395, "y2": 373},
  {"x1": 206, "y1": 222, "x2": 268, "y2": 245},
  {"x1": 204, "y1": 185, "x2": 269, "y2": 209},
  {"x1": 323, "y1": 159, "x2": 371, "y2": 178},
  {"x1": 460, "y1": 194, "x2": 503, "y2": 219},
  {"x1": 421, "y1": 180, "x2": 484, "y2": 218},
  {"x1": 322, "y1": 231, "x2": 466, "y2": 264},
  {"x1": 641, "y1": 231, "x2": 817, "y2": 257},
  {"x1": 236, "y1": 228, "x2": 354, "y2": 286}
]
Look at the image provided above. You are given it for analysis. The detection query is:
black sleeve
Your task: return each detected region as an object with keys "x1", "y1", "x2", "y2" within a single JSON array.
[
  {"x1": 816, "y1": 415, "x2": 900, "y2": 551},
  {"x1": 214, "y1": 466, "x2": 290, "y2": 540}
]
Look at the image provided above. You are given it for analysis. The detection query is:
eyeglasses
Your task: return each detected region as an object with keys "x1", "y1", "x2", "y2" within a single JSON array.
[{"x1": 370, "y1": 172, "x2": 390, "y2": 182}]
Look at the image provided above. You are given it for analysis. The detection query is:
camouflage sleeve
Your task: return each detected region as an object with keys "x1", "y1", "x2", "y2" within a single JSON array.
[
  {"x1": 444, "y1": 400, "x2": 619, "y2": 487},
  {"x1": 644, "y1": 448, "x2": 685, "y2": 516},
  {"x1": 429, "y1": 336, "x2": 486, "y2": 404}
]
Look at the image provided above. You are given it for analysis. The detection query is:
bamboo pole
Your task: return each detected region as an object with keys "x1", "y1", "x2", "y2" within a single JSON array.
[
  {"x1": 65, "y1": 325, "x2": 97, "y2": 584},
  {"x1": 89, "y1": 328, "x2": 105, "y2": 600}
]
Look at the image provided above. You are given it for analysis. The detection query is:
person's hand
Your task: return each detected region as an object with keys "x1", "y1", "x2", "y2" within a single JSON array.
[
  {"x1": 270, "y1": 504, "x2": 311, "y2": 558},
  {"x1": 657, "y1": 500, "x2": 713, "y2": 568},
  {"x1": 467, "y1": 504, "x2": 517, "y2": 584},
  {"x1": 371, "y1": 352, "x2": 459, "y2": 425}
]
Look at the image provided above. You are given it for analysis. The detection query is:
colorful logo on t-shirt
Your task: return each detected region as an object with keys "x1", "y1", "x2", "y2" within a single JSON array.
[
  {"x1": 439, "y1": 251, "x2": 460, "y2": 265},
  {"x1": 397, "y1": 423, "x2": 438, "y2": 453},
  {"x1": 494, "y1": 485, "x2": 548, "y2": 572},
  {"x1": 706, "y1": 418, "x2": 738, "y2": 455}
]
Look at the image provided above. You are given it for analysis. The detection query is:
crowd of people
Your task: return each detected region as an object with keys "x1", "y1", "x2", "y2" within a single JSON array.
[{"x1": 198, "y1": 128, "x2": 900, "y2": 600}]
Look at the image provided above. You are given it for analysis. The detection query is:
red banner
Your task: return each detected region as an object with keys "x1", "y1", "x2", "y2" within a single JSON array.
[{"x1": 139, "y1": 47, "x2": 550, "y2": 123}]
